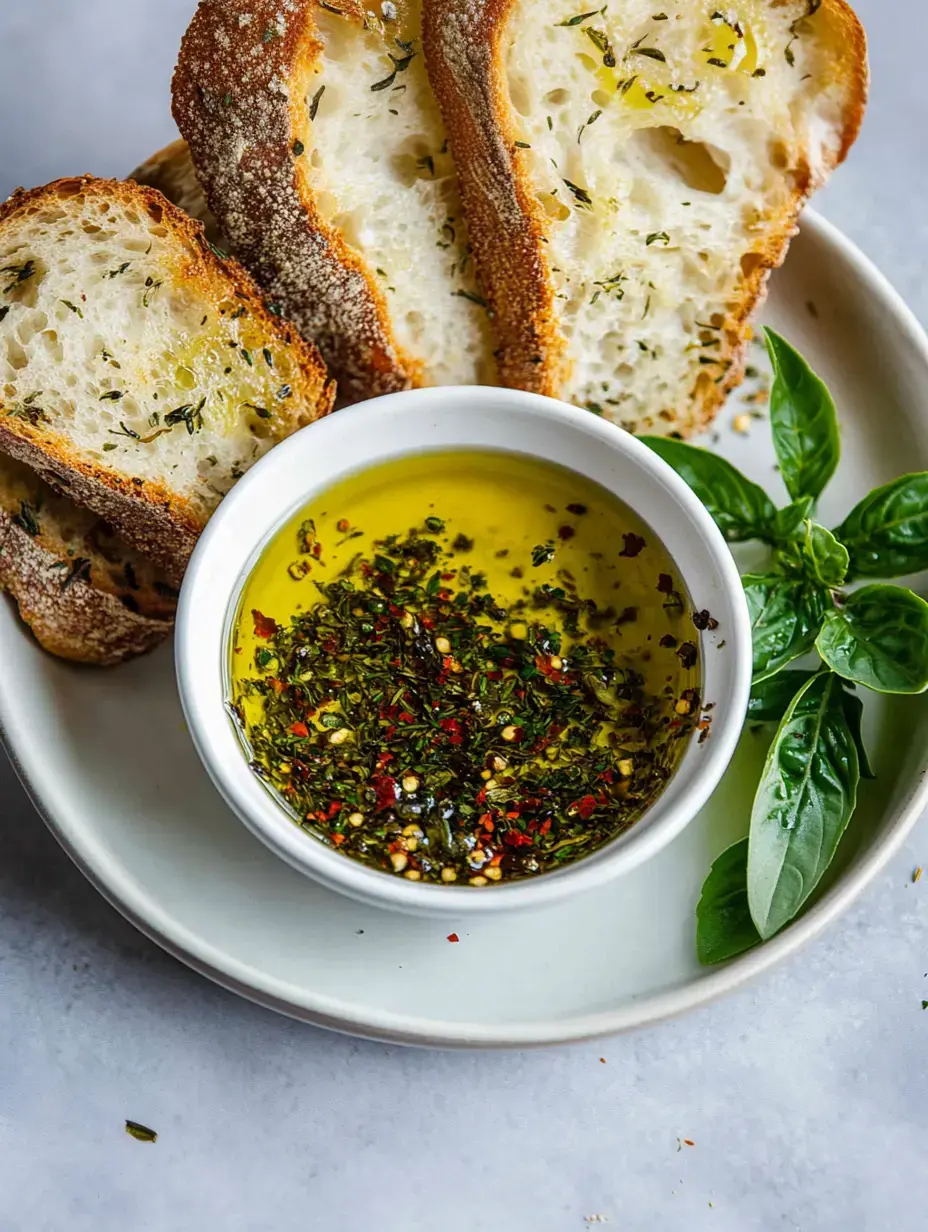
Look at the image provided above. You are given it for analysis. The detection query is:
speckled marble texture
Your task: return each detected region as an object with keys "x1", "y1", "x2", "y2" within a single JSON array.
[{"x1": 1, "y1": 2, "x2": 926, "y2": 1228}]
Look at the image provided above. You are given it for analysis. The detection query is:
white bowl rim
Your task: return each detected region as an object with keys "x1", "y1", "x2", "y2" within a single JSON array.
[{"x1": 175, "y1": 385, "x2": 752, "y2": 916}]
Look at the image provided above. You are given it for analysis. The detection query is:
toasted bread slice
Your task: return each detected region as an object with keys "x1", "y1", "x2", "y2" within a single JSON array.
[
  {"x1": 173, "y1": 0, "x2": 495, "y2": 404},
  {"x1": 130, "y1": 139, "x2": 223, "y2": 247},
  {"x1": 0, "y1": 452, "x2": 175, "y2": 665},
  {"x1": 0, "y1": 176, "x2": 334, "y2": 584},
  {"x1": 425, "y1": 0, "x2": 867, "y2": 434}
]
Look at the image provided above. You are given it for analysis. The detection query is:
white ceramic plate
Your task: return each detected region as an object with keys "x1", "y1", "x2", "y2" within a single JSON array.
[{"x1": 3, "y1": 210, "x2": 928, "y2": 1047}]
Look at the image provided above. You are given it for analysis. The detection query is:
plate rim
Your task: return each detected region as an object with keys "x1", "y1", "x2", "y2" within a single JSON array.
[{"x1": 3, "y1": 208, "x2": 928, "y2": 1048}]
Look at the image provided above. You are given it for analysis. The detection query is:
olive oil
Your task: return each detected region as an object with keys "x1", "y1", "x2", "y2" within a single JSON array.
[{"x1": 230, "y1": 450, "x2": 702, "y2": 884}]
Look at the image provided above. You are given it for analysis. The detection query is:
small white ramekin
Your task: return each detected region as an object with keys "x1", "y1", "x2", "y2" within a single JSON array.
[{"x1": 176, "y1": 387, "x2": 751, "y2": 917}]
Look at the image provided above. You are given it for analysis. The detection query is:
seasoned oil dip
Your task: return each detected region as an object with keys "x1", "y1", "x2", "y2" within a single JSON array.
[{"x1": 229, "y1": 451, "x2": 702, "y2": 886}]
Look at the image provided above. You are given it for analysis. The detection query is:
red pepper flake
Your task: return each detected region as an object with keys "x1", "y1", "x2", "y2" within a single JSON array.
[
  {"x1": 503, "y1": 830, "x2": 534, "y2": 848},
  {"x1": 576, "y1": 794, "x2": 597, "y2": 820},
  {"x1": 336, "y1": 518, "x2": 350, "y2": 533},
  {"x1": 331, "y1": 834, "x2": 346, "y2": 846},
  {"x1": 398, "y1": 711, "x2": 415, "y2": 724},
  {"x1": 447, "y1": 933, "x2": 460, "y2": 943},
  {"x1": 540, "y1": 819, "x2": 552, "y2": 835},
  {"x1": 312, "y1": 542, "x2": 322, "y2": 559},
  {"x1": 657, "y1": 573, "x2": 674, "y2": 594},
  {"x1": 557, "y1": 524, "x2": 576, "y2": 541},
  {"x1": 252, "y1": 609, "x2": 278, "y2": 639},
  {"x1": 683, "y1": 1139, "x2": 695, "y2": 1147},
  {"x1": 289, "y1": 721, "x2": 309, "y2": 738},
  {"x1": 371, "y1": 774, "x2": 397, "y2": 811}
]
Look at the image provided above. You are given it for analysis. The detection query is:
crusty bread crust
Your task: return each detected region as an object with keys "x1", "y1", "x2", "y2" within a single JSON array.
[
  {"x1": 0, "y1": 457, "x2": 177, "y2": 667},
  {"x1": 129, "y1": 138, "x2": 223, "y2": 246},
  {"x1": 0, "y1": 176, "x2": 334, "y2": 584},
  {"x1": 173, "y1": 0, "x2": 423, "y2": 405},
  {"x1": 0, "y1": 513, "x2": 173, "y2": 665},
  {"x1": 424, "y1": 0, "x2": 868, "y2": 434}
]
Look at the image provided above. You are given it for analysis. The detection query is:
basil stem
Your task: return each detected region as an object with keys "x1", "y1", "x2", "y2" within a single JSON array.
[
  {"x1": 765, "y1": 328, "x2": 840, "y2": 503},
  {"x1": 747, "y1": 672, "x2": 860, "y2": 940},
  {"x1": 640, "y1": 436, "x2": 777, "y2": 542},
  {"x1": 816, "y1": 584, "x2": 928, "y2": 694},
  {"x1": 696, "y1": 838, "x2": 760, "y2": 965},
  {"x1": 743, "y1": 573, "x2": 829, "y2": 683},
  {"x1": 835, "y1": 472, "x2": 928, "y2": 579}
]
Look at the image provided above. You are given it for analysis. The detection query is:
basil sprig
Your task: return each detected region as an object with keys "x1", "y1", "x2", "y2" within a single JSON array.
[
  {"x1": 747, "y1": 672, "x2": 859, "y2": 940},
  {"x1": 643, "y1": 327, "x2": 928, "y2": 962}
]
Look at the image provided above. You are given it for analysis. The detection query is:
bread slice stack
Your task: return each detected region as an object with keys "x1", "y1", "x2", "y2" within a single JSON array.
[
  {"x1": 0, "y1": 1, "x2": 867, "y2": 665},
  {"x1": 0, "y1": 176, "x2": 334, "y2": 662}
]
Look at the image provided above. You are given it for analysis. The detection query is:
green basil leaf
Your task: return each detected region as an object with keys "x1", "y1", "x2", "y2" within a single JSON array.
[
  {"x1": 743, "y1": 573, "x2": 829, "y2": 683},
  {"x1": 696, "y1": 839, "x2": 760, "y2": 966},
  {"x1": 799, "y1": 521, "x2": 849, "y2": 588},
  {"x1": 748, "y1": 669, "x2": 819, "y2": 722},
  {"x1": 772, "y1": 495, "x2": 814, "y2": 544},
  {"x1": 839, "y1": 688, "x2": 875, "y2": 780},
  {"x1": 816, "y1": 584, "x2": 928, "y2": 694},
  {"x1": 764, "y1": 328, "x2": 840, "y2": 503},
  {"x1": 747, "y1": 672, "x2": 859, "y2": 940},
  {"x1": 640, "y1": 437, "x2": 776, "y2": 542},
  {"x1": 835, "y1": 472, "x2": 928, "y2": 579}
]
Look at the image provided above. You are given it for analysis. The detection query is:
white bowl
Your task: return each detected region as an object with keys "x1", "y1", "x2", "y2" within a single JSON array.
[{"x1": 175, "y1": 387, "x2": 751, "y2": 917}]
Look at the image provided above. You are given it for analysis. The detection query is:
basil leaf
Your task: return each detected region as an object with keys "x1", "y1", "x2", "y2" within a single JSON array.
[
  {"x1": 640, "y1": 437, "x2": 776, "y2": 542},
  {"x1": 696, "y1": 839, "x2": 760, "y2": 965},
  {"x1": 764, "y1": 328, "x2": 840, "y2": 503},
  {"x1": 799, "y1": 521, "x2": 849, "y2": 588},
  {"x1": 747, "y1": 672, "x2": 859, "y2": 940},
  {"x1": 835, "y1": 472, "x2": 928, "y2": 579},
  {"x1": 748, "y1": 669, "x2": 819, "y2": 722},
  {"x1": 839, "y1": 688, "x2": 875, "y2": 780},
  {"x1": 743, "y1": 573, "x2": 829, "y2": 683},
  {"x1": 816, "y1": 584, "x2": 928, "y2": 694},
  {"x1": 772, "y1": 495, "x2": 814, "y2": 543}
]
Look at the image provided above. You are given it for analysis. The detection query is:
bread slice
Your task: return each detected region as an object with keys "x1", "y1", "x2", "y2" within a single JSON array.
[
  {"x1": 173, "y1": 0, "x2": 496, "y2": 405},
  {"x1": 130, "y1": 138, "x2": 223, "y2": 247},
  {"x1": 0, "y1": 176, "x2": 334, "y2": 584},
  {"x1": 0, "y1": 452, "x2": 176, "y2": 665},
  {"x1": 424, "y1": 0, "x2": 867, "y2": 434}
]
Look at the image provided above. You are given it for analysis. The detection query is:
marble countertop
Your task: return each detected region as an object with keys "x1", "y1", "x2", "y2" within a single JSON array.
[{"x1": 1, "y1": 2, "x2": 926, "y2": 1228}]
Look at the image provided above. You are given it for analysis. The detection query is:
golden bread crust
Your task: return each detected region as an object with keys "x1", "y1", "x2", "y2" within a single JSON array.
[
  {"x1": 129, "y1": 138, "x2": 223, "y2": 245},
  {"x1": 173, "y1": 0, "x2": 423, "y2": 405}
]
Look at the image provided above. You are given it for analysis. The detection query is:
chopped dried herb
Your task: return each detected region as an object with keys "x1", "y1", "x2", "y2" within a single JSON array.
[
  {"x1": 12, "y1": 501, "x2": 40, "y2": 537},
  {"x1": 125, "y1": 1121, "x2": 158, "y2": 1144},
  {"x1": 234, "y1": 524, "x2": 698, "y2": 884},
  {"x1": 309, "y1": 83, "x2": 326, "y2": 122}
]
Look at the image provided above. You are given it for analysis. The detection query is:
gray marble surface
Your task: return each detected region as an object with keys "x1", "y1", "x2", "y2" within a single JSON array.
[{"x1": 1, "y1": 3, "x2": 927, "y2": 1229}]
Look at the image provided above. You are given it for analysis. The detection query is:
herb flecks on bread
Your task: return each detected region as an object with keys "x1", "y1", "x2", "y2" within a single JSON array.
[
  {"x1": 424, "y1": 0, "x2": 867, "y2": 434},
  {"x1": 173, "y1": 0, "x2": 495, "y2": 405},
  {"x1": 0, "y1": 176, "x2": 334, "y2": 582}
]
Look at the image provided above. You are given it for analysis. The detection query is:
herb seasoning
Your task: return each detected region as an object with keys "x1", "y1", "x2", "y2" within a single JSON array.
[{"x1": 231, "y1": 452, "x2": 701, "y2": 886}]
